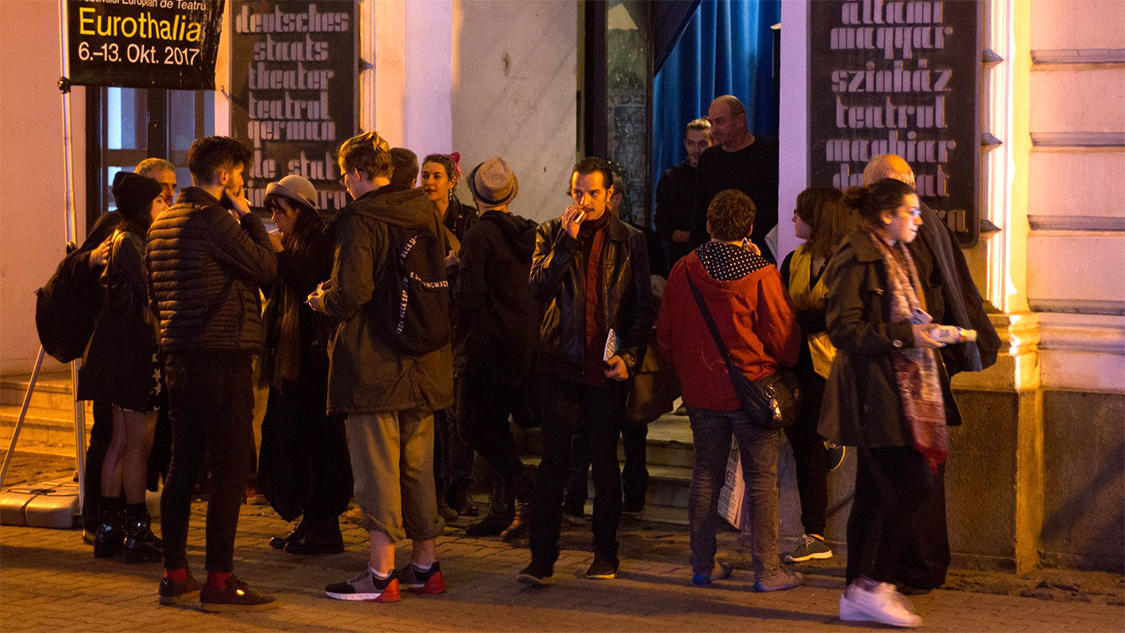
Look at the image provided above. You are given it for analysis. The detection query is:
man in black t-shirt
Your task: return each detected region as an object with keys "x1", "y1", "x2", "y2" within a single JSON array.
[{"x1": 691, "y1": 95, "x2": 779, "y2": 261}]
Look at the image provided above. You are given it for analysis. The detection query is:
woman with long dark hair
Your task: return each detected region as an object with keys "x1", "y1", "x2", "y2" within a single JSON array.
[
  {"x1": 421, "y1": 152, "x2": 479, "y2": 519},
  {"x1": 820, "y1": 179, "x2": 958, "y2": 628},
  {"x1": 778, "y1": 187, "x2": 857, "y2": 563},
  {"x1": 421, "y1": 153, "x2": 477, "y2": 242},
  {"x1": 80, "y1": 171, "x2": 167, "y2": 563},
  {"x1": 258, "y1": 175, "x2": 352, "y2": 555}
]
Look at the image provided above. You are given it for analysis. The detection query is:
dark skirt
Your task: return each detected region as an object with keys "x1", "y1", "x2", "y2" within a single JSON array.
[{"x1": 78, "y1": 305, "x2": 158, "y2": 412}]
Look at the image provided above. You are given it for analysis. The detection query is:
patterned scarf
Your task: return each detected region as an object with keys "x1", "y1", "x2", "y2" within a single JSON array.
[{"x1": 864, "y1": 223, "x2": 948, "y2": 472}]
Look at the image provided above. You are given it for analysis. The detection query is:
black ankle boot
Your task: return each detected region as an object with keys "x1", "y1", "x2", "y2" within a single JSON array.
[
  {"x1": 466, "y1": 475, "x2": 513, "y2": 537},
  {"x1": 93, "y1": 497, "x2": 125, "y2": 558},
  {"x1": 285, "y1": 519, "x2": 344, "y2": 555},
  {"x1": 123, "y1": 502, "x2": 162, "y2": 564},
  {"x1": 501, "y1": 467, "x2": 536, "y2": 542},
  {"x1": 447, "y1": 479, "x2": 480, "y2": 518}
]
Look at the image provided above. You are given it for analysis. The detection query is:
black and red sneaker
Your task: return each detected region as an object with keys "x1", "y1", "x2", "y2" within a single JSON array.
[
  {"x1": 395, "y1": 561, "x2": 447, "y2": 594},
  {"x1": 325, "y1": 568, "x2": 401, "y2": 602}
]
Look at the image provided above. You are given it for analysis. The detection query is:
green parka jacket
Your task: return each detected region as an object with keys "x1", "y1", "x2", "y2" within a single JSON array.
[{"x1": 320, "y1": 186, "x2": 454, "y2": 415}]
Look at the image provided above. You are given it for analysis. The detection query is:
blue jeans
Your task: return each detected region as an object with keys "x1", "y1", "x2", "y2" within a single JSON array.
[{"x1": 687, "y1": 407, "x2": 781, "y2": 578}]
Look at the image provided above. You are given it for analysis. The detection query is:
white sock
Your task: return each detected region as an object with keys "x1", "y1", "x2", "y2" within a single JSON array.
[
  {"x1": 369, "y1": 566, "x2": 391, "y2": 580},
  {"x1": 412, "y1": 561, "x2": 433, "y2": 573}
]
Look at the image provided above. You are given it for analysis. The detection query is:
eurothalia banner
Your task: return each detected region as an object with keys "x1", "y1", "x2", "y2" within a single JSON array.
[{"x1": 66, "y1": 0, "x2": 224, "y2": 90}]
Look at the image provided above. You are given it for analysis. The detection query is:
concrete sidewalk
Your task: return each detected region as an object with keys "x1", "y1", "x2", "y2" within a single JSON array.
[{"x1": 2, "y1": 495, "x2": 1123, "y2": 633}]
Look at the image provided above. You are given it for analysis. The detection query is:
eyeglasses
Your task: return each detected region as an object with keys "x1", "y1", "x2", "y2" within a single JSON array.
[{"x1": 336, "y1": 171, "x2": 348, "y2": 186}]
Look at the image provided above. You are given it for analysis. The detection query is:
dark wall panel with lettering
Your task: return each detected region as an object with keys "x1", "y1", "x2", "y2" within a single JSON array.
[
  {"x1": 230, "y1": 1, "x2": 357, "y2": 214},
  {"x1": 808, "y1": 0, "x2": 981, "y2": 245}
]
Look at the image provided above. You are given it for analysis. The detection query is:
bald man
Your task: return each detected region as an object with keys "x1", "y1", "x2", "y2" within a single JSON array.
[
  {"x1": 691, "y1": 95, "x2": 779, "y2": 260},
  {"x1": 857, "y1": 154, "x2": 1000, "y2": 594}
]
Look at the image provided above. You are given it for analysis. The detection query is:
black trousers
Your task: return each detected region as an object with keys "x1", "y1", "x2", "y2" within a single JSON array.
[
  {"x1": 457, "y1": 374, "x2": 527, "y2": 481},
  {"x1": 898, "y1": 465, "x2": 951, "y2": 589},
  {"x1": 566, "y1": 422, "x2": 648, "y2": 508},
  {"x1": 845, "y1": 446, "x2": 938, "y2": 586},
  {"x1": 161, "y1": 351, "x2": 256, "y2": 573},
  {"x1": 784, "y1": 372, "x2": 829, "y2": 536},
  {"x1": 530, "y1": 379, "x2": 628, "y2": 567}
]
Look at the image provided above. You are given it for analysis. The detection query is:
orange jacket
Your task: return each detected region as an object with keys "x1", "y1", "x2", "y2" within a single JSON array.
[{"x1": 657, "y1": 251, "x2": 800, "y2": 411}]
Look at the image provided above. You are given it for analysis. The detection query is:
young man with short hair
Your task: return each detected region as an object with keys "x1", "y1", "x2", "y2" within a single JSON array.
[
  {"x1": 655, "y1": 118, "x2": 711, "y2": 265},
  {"x1": 147, "y1": 136, "x2": 278, "y2": 610},
  {"x1": 309, "y1": 131, "x2": 452, "y2": 603}
]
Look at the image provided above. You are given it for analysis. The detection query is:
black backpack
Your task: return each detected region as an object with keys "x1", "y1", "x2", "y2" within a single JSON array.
[
  {"x1": 371, "y1": 222, "x2": 452, "y2": 355},
  {"x1": 35, "y1": 242, "x2": 103, "y2": 363}
]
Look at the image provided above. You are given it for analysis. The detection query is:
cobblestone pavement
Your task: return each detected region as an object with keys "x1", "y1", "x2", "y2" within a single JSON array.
[{"x1": 1, "y1": 458, "x2": 1123, "y2": 632}]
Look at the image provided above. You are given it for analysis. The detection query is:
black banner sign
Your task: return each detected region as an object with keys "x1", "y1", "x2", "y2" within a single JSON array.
[
  {"x1": 230, "y1": 1, "x2": 357, "y2": 214},
  {"x1": 808, "y1": 0, "x2": 982, "y2": 246},
  {"x1": 66, "y1": 0, "x2": 224, "y2": 90}
]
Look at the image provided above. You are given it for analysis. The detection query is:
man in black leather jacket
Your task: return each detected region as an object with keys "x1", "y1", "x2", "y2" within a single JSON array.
[{"x1": 517, "y1": 157, "x2": 654, "y2": 586}]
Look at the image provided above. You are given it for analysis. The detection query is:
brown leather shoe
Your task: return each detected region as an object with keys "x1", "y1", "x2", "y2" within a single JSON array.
[
  {"x1": 158, "y1": 572, "x2": 202, "y2": 606},
  {"x1": 199, "y1": 575, "x2": 279, "y2": 612}
]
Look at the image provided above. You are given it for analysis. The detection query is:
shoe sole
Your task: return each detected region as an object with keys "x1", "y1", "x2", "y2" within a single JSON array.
[
  {"x1": 586, "y1": 572, "x2": 617, "y2": 580},
  {"x1": 200, "y1": 600, "x2": 280, "y2": 612},
  {"x1": 839, "y1": 594, "x2": 922, "y2": 628},
  {"x1": 785, "y1": 550, "x2": 833, "y2": 563},
  {"x1": 517, "y1": 573, "x2": 555, "y2": 587},
  {"x1": 754, "y1": 581, "x2": 801, "y2": 592},
  {"x1": 158, "y1": 590, "x2": 200, "y2": 606},
  {"x1": 325, "y1": 590, "x2": 400, "y2": 602}
]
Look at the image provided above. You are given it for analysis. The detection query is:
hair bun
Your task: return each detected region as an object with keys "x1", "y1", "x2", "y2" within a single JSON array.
[{"x1": 841, "y1": 186, "x2": 867, "y2": 211}]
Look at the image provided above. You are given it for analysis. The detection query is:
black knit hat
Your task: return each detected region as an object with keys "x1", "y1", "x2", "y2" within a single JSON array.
[{"x1": 112, "y1": 171, "x2": 163, "y2": 225}]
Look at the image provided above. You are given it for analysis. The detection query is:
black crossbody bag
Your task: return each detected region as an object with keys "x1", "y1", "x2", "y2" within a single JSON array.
[{"x1": 685, "y1": 270, "x2": 800, "y2": 429}]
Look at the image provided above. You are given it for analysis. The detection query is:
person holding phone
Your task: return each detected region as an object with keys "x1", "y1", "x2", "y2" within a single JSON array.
[
  {"x1": 518, "y1": 157, "x2": 653, "y2": 586},
  {"x1": 819, "y1": 179, "x2": 956, "y2": 628}
]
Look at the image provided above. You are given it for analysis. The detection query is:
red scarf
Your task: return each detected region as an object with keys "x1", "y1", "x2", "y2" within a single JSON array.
[{"x1": 864, "y1": 224, "x2": 948, "y2": 472}]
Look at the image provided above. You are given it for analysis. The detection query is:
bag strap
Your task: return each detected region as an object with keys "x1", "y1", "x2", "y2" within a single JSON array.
[{"x1": 685, "y1": 269, "x2": 735, "y2": 365}]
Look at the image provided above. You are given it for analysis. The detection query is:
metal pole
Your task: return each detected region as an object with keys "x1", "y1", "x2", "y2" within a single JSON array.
[
  {"x1": 58, "y1": 0, "x2": 86, "y2": 511},
  {"x1": 0, "y1": 348, "x2": 46, "y2": 490}
]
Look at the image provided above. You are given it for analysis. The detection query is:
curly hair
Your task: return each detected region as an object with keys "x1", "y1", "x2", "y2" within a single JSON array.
[{"x1": 707, "y1": 189, "x2": 756, "y2": 241}]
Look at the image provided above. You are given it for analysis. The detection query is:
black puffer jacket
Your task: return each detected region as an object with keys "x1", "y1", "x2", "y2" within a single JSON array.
[
  {"x1": 529, "y1": 214, "x2": 654, "y2": 382},
  {"x1": 146, "y1": 187, "x2": 277, "y2": 353},
  {"x1": 454, "y1": 210, "x2": 539, "y2": 384}
]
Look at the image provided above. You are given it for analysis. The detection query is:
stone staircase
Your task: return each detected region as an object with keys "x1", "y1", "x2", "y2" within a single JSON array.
[
  {"x1": 0, "y1": 370, "x2": 90, "y2": 460},
  {"x1": 515, "y1": 414, "x2": 696, "y2": 526}
]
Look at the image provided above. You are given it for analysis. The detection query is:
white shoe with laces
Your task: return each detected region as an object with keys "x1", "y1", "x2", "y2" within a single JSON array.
[{"x1": 839, "y1": 579, "x2": 923, "y2": 628}]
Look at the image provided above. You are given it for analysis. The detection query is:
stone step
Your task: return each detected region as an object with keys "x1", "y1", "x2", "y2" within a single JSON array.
[
  {"x1": 516, "y1": 415, "x2": 696, "y2": 470},
  {"x1": 0, "y1": 404, "x2": 91, "y2": 451},
  {"x1": 0, "y1": 371, "x2": 76, "y2": 410}
]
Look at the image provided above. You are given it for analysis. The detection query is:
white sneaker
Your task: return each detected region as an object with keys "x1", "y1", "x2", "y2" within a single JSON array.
[{"x1": 839, "y1": 580, "x2": 923, "y2": 628}]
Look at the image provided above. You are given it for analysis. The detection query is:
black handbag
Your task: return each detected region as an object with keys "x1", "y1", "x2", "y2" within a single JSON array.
[{"x1": 685, "y1": 271, "x2": 799, "y2": 429}]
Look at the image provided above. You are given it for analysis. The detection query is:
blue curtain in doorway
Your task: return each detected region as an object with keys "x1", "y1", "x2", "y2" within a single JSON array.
[{"x1": 651, "y1": 0, "x2": 781, "y2": 226}]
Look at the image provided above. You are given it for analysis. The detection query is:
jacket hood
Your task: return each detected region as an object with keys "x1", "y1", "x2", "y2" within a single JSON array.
[
  {"x1": 344, "y1": 186, "x2": 441, "y2": 233},
  {"x1": 480, "y1": 210, "x2": 537, "y2": 261},
  {"x1": 682, "y1": 251, "x2": 773, "y2": 301}
]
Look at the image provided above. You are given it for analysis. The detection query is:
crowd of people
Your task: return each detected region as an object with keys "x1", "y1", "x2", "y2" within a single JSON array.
[{"x1": 69, "y1": 93, "x2": 998, "y2": 627}]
